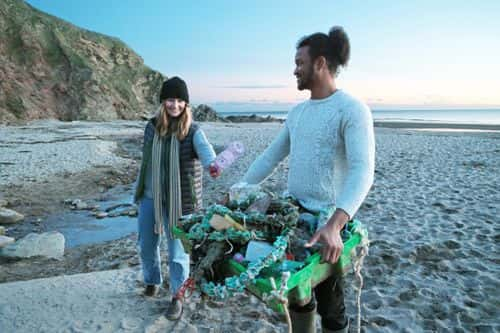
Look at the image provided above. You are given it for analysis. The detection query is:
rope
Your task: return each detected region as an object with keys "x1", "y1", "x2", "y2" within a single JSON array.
[
  {"x1": 353, "y1": 244, "x2": 368, "y2": 333},
  {"x1": 175, "y1": 277, "x2": 196, "y2": 300},
  {"x1": 265, "y1": 272, "x2": 292, "y2": 333},
  {"x1": 224, "y1": 237, "x2": 234, "y2": 255},
  {"x1": 283, "y1": 303, "x2": 292, "y2": 333},
  {"x1": 201, "y1": 234, "x2": 290, "y2": 299}
]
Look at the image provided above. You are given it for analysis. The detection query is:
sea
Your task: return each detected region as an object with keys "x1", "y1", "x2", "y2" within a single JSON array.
[{"x1": 218, "y1": 109, "x2": 500, "y2": 125}]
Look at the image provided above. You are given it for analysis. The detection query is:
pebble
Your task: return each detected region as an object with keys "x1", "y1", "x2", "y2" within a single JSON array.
[
  {"x1": 95, "y1": 212, "x2": 108, "y2": 219},
  {"x1": 0, "y1": 207, "x2": 24, "y2": 224},
  {"x1": 0, "y1": 235, "x2": 15, "y2": 248}
]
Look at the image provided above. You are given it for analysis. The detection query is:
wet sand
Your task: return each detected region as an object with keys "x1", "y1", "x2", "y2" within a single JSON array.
[
  {"x1": 374, "y1": 120, "x2": 500, "y2": 131},
  {"x1": 1, "y1": 120, "x2": 499, "y2": 332}
]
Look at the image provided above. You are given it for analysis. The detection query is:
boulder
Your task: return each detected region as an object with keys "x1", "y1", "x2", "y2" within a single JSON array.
[
  {"x1": 192, "y1": 104, "x2": 226, "y2": 122},
  {"x1": 0, "y1": 208, "x2": 24, "y2": 224},
  {"x1": 0, "y1": 235, "x2": 15, "y2": 248},
  {"x1": 0, "y1": 231, "x2": 65, "y2": 259}
]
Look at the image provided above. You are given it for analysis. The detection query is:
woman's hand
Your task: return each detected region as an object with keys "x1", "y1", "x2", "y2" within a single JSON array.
[{"x1": 209, "y1": 163, "x2": 222, "y2": 178}]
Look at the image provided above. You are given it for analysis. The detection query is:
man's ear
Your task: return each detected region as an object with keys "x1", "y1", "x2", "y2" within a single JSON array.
[{"x1": 314, "y1": 56, "x2": 327, "y2": 72}]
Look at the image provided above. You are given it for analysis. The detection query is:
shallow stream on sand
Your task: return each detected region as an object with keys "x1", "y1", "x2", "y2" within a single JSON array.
[{"x1": 15, "y1": 184, "x2": 138, "y2": 248}]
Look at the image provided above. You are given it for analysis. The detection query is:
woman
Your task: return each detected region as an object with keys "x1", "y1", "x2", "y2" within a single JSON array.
[{"x1": 134, "y1": 76, "x2": 220, "y2": 320}]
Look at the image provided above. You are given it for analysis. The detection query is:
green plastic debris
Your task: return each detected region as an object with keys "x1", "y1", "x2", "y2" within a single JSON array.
[{"x1": 173, "y1": 218, "x2": 368, "y2": 313}]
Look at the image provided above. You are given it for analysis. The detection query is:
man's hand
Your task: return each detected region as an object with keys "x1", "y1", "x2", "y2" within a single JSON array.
[
  {"x1": 304, "y1": 209, "x2": 350, "y2": 264},
  {"x1": 209, "y1": 163, "x2": 222, "y2": 178}
]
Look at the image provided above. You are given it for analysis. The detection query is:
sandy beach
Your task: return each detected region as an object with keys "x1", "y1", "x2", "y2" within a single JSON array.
[{"x1": 0, "y1": 120, "x2": 499, "y2": 332}]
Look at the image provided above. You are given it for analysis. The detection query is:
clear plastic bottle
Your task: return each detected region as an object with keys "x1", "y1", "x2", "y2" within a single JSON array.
[{"x1": 213, "y1": 141, "x2": 245, "y2": 171}]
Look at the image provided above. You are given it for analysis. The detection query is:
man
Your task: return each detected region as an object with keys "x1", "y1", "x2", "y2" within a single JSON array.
[{"x1": 241, "y1": 26, "x2": 375, "y2": 333}]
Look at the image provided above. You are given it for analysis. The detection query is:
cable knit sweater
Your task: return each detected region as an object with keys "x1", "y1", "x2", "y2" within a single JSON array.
[{"x1": 243, "y1": 90, "x2": 375, "y2": 218}]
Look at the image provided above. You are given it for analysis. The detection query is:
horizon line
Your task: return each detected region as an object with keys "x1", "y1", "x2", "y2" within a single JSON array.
[{"x1": 193, "y1": 101, "x2": 500, "y2": 110}]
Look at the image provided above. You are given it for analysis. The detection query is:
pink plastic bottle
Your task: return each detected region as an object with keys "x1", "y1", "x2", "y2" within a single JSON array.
[{"x1": 213, "y1": 141, "x2": 245, "y2": 172}]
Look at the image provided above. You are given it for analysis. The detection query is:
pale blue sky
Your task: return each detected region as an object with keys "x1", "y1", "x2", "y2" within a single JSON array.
[{"x1": 26, "y1": 0, "x2": 500, "y2": 109}]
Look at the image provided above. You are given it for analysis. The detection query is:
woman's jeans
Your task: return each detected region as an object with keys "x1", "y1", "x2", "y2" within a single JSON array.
[{"x1": 137, "y1": 198, "x2": 190, "y2": 294}]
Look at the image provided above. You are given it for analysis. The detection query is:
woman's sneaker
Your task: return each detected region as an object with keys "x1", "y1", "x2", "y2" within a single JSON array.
[
  {"x1": 165, "y1": 297, "x2": 183, "y2": 320},
  {"x1": 143, "y1": 285, "x2": 159, "y2": 297}
]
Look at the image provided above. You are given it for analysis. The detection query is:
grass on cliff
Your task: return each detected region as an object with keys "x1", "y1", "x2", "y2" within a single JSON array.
[{"x1": 1, "y1": 0, "x2": 164, "y2": 121}]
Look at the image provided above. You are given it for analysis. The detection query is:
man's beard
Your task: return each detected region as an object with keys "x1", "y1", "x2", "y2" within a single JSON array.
[{"x1": 297, "y1": 67, "x2": 314, "y2": 91}]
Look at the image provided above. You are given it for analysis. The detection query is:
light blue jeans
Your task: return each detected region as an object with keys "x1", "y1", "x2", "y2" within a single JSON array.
[{"x1": 137, "y1": 198, "x2": 190, "y2": 294}]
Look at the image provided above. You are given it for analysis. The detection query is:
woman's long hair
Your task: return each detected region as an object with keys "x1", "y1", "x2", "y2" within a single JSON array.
[{"x1": 155, "y1": 103, "x2": 192, "y2": 140}]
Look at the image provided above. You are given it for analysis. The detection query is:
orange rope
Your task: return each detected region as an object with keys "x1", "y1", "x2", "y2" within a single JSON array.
[{"x1": 175, "y1": 277, "x2": 196, "y2": 300}]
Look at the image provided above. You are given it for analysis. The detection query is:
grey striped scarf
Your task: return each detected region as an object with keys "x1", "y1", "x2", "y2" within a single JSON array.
[{"x1": 152, "y1": 131, "x2": 182, "y2": 237}]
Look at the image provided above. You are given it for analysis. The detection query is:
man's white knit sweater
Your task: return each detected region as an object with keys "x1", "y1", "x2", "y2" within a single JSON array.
[{"x1": 243, "y1": 90, "x2": 375, "y2": 218}]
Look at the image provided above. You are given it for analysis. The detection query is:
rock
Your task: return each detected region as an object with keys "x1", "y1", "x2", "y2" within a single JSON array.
[
  {"x1": 192, "y1": 104, "x2": 226, "y2": 122},
  {"x1": 0, "y1": 226, "x2": 5, "y2": 235},
  {"x1": 95, "y1": 212, "x2": 108, "y2": 219},
  {"x1": 0, "y1": 231, "x2": 65, "y2": 259},
  {"x1": 72, "y1": 199, "x2": 88, "y2": 210},
  {"x1": 225, "y1": 114, "x2": 284, "y2": 123},
  {"x1": 0, "y1": 235, "x2": 15, "y2": 248},
  {"x1": 69, "y1": 199, "x2": 96, "y2": 210},
  {"x1": 0, "y1": 199, "x2": 8, "y2": 207},
  {"x1": 0, "y1": 207, "x2": 24, "y2": 224}
]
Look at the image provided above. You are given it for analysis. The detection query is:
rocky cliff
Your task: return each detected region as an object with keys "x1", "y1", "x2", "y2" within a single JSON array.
[{"x1": 0, "y1": 0, "x2": 165, "y2": 124}]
